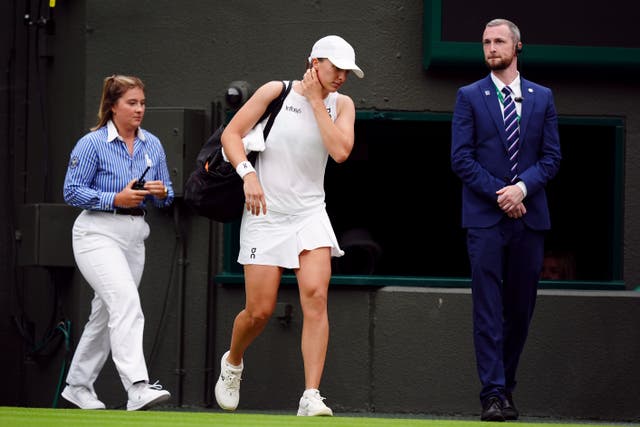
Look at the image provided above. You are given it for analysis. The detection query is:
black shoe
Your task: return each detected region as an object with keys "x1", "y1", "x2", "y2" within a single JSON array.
[
  {"x1": 481, "y1": 396, "x2": 505, "y2": 422},
  {"x1": 502, "y1": 394, "x2": 519, "y2": 421}
]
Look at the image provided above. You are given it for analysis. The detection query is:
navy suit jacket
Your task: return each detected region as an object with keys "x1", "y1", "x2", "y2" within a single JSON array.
[{"x1": 451, "y1": 75, "x2": 561, "y2": 230}]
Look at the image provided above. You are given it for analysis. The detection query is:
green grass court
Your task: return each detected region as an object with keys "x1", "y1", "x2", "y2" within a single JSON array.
[{"x1": 1, "y1": 406, "x2": 637, "y2": 427}]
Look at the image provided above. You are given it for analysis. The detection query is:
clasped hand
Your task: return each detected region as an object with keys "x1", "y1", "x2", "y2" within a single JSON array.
[{"x1": 496, "y1": 185, "x2": 526, "y2": 218}]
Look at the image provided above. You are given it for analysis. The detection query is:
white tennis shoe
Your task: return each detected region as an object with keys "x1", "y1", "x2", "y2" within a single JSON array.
[
  {"x1": 214, "y1": 350, "x2": 243, "y2": 411},
  {"x1": 297, "y1": 389, "x2": 333, "y2": 416},
  {"x1": 61, "y1": 385, "x2": 106, "y2": 410},
  {"x1": 126, "y1": 381, "x2": 170, "y2": 411}
]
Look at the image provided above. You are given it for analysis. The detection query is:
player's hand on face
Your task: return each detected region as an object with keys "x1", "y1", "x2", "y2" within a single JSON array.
[{"x1": 301, "y1": 68, "x2": 323, "y2": 102}]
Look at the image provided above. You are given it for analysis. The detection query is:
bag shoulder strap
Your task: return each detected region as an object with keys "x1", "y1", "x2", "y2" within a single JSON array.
[{"x1": 262, "y1": 80, "x2": 293, "y2": 139}]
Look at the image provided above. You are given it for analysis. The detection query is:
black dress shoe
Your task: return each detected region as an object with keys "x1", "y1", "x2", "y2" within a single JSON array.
[
  {"x1": 502, "y1": 394, "x2": 519, "y2": 420},
  {"x1": 481, "y1": 396, "x2": 505, "y2": 422}
]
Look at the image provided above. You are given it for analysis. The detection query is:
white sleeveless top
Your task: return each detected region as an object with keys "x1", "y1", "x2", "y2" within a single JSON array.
[{"x1": 255, "y1": 81, "x2": 338, "y2": 215}]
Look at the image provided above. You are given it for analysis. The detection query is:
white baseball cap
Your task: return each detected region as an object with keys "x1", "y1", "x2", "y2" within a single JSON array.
[{"x1": 309, "y1": 35, "x2": 364, "y2": 78}]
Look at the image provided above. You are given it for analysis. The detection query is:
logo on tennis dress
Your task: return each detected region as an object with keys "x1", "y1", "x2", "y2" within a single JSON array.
[
  {"x1": 250, "y1": 248, "x2": 256, "y2": 259},
  {"x1": 285, "y1": 105, "x2": 302, "y2": 114}
]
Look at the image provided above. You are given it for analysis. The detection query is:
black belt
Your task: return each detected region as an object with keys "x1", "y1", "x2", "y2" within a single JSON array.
[{"x1": 99, "y1": 208, "x2": 146, "y2": 216}]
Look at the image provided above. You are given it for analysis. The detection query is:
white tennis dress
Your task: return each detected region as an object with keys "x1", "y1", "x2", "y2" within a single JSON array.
[{"x1": 237, "y1": 81, "x2": 344, "y2": 269}]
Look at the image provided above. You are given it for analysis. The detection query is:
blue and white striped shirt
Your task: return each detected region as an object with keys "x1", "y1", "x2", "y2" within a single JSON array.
[{"x1": 63, "y1": 120, "x2": 174, "y2": 210}]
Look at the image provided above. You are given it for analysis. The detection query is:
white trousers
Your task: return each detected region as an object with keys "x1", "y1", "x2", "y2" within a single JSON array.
[{"x1": 65, "y1": 210, "x2": 150, "y2": 392}]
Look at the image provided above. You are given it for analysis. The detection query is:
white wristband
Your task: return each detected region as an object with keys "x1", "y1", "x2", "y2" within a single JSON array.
[{"x1": 236, "y1": 160, "x2": 256, "y2": 179}]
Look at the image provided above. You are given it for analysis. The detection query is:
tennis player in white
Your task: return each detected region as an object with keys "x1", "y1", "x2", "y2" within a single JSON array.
[{"x1": 216, "y1": 35, "x2": 364, "y2": 416}]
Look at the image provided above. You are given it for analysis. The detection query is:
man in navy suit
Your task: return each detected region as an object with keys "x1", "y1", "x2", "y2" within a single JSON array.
[{"x1": 451, "y1": 18, "x2": 561, "y2": 422}]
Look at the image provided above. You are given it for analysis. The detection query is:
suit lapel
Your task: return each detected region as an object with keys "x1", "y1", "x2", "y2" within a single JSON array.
[{"x1": 518, "y1": 78, "x2": 536, "y2": 142}]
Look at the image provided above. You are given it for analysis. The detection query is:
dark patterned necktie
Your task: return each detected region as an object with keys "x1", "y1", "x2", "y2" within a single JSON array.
[{"x1": 502, "y1": 86, "x2": 520, "y2": 183}]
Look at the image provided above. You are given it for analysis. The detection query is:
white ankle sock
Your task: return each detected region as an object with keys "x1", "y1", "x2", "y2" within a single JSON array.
[{"x1": 303, "y1": 388, "x2": 319, "y2": 397}]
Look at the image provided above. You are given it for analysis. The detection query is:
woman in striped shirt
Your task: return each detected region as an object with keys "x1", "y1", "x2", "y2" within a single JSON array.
[{"x1": 61, "y1": 75, "x2": 173, "y2": 411}]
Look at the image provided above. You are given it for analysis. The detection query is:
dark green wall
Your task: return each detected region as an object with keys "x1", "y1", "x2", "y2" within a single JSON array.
[
  {"x1": 211, "y1": 285, "x2": 640, "y2": 421},
  {"x1": 2, "y1": 0, "x2": 640, "y2": 422}
]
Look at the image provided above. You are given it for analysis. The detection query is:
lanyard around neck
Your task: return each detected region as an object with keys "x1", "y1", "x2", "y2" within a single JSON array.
[{"x1": 494, "y1": 83, "x2": 510, "y2": 105}]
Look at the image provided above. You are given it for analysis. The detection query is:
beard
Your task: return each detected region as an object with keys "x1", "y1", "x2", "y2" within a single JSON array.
[{"x1": 485, "y1": 55, "x2": 514, "y2": 71}]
